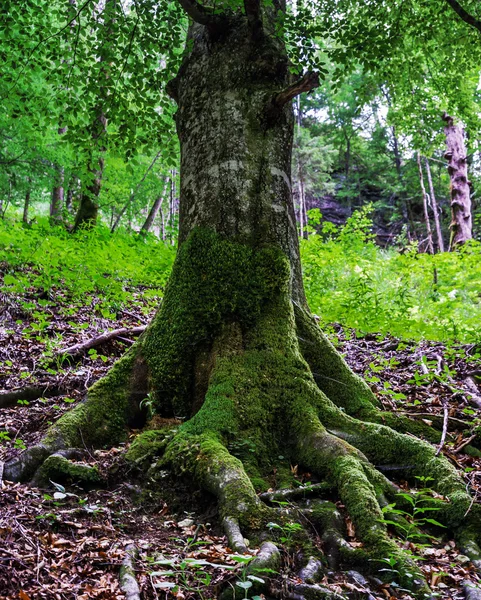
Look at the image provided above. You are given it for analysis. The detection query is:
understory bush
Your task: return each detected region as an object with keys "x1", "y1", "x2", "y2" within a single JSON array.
[
  {"x1": 0, "y1": 218, "x2": 175, "y2": 313},
  {"x1": 1, "y1": 213, "x2": 480, "y2": 342},
  {"x1": 301, "y1": 208, "x2": 481, "y2": 343}
]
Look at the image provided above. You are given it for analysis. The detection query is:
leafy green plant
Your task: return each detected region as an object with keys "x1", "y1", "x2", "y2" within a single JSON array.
[
  {"x1": 267, "y1": 521, "x2": 303, "y2": 545},
  {"x1": 380, "y1": 477, "x2": 446, "y2": 544}
]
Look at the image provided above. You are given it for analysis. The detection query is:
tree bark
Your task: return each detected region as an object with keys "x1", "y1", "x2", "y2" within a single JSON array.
[
  {"x1": 417, "y1": 152, "x2": 434, "y2": 254},
  {"x1": 50, "y1": 165, "x2": 65, "y2": 223},
  {"x1": 424, "y1": 157, "x2": 445, "y2": 253},
  {"x1": 22, "y1": 181, "x2": 31, "y2": 224},
  {"x1": 442, "y1": 113, "x2": 472, "y2": 249}
]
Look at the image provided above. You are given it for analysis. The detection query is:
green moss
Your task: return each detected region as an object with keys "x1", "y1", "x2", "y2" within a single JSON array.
[
  {"x1": 142, "y1": 228, "x2": 290, "y2": 418},
  {"x1": 125, "y1": 429, "x2": 170, "y2": 464},
  {"x1": 35, "y1": 454, "x2": 100, "y2": 487},
  {"x1": 164, "y1": 431, "x2": 268, "y2": 529},
  {"x1": 294, "y1": 305, "x2": 380, "y2": 418}
]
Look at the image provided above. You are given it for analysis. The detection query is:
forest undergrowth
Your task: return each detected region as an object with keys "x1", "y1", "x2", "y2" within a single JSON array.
[{"x1": 1, "y1": 217, "x2": 481, "y2": 599}]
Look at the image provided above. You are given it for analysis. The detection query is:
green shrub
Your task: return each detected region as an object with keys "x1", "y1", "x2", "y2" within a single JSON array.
[{"x1": 301, "y1": 209, "x2": 481, "y2": 343}]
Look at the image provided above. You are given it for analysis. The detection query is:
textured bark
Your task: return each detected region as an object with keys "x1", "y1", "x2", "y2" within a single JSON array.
[
  {"x1": 417, "y1": 152, "x2": 434, "y2": 254},
  {"x1": 172, "y1": 15, "x2": 305, "y2": 304},
  {"x1": 424, "y1": 157, "x2": 445, "y2": 253},
  {"x1": 442, "y1": 113, "x2": 472, "y2": 249}
]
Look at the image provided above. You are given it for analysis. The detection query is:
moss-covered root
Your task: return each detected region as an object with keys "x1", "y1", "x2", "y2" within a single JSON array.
[
  {"x1": 31, "y1": 453, "x2": 101, "y2": 487},
  {"x1": 295, "y1": 412, "x2": 429, "y2": 596},
  {"x1": 336, "y1": 420, "x2": 481, "y2": 551},
  {"x1": 163, "y1": 431, "x2": 270, "y2": 538},
  {"x1": 294, "y1": 305, "x2": 444, "y2": 444},
  {"x1": 5, "y1": 347, "x2": 147, "y2": 484},
  {"x1": 294, "y1": 305, "x2": 380, "y2": 419}
]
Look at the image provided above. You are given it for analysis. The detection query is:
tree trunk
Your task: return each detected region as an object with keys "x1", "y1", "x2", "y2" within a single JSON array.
[
  {"x1": 72, "y1": 0, "x2": 115, "y2": 232},
  {"x1": 424, "y1": 157, "x2": 445, "y2": 253},
  {"x1": 8, "y1": 5, "x2": 481, "y2": 595},
  {"x1": 22, "y1": 180, "x2": 31, "y2": 223},
  {"x1": 141, "y1": 176, "x2": 170, "y2": 234},
  {"x1": 417, "y1": 152, "x2": 434, "y2": 254},
  {"x1": 50, "y1": 165, "x2": 64, "y2": 223},
  {"x1": 73, "y1": 121, "x2": 105, "y2": 231},
  {"x1": 295, "y1": 97, "x2": 307, "y2": 239},
  {"x1": 442, "y1": 113, "x2": 472, "y2": 249}
]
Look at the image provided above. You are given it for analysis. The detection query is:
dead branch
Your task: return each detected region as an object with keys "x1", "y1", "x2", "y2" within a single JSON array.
[
  {"x1": 56, "y1": 325, "x2": 146, "y2": 358},
  {"x1": 0, "y1": 384, "x2": 67, "y2": 409},
  {"x1": 443, "y1": 0, "x2": 481, "y2": 34},
  {"x1": 273, "y1": 72, "x2": 320, "y2": 108}
]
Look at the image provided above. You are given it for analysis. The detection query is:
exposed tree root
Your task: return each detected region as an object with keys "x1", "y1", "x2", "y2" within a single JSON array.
[
  {"x1": 119, "y1": 544, "x2": 141, "y2": 600},
  {"x1": 5, "y1": 230, "x2": 481, "y2": 598}
]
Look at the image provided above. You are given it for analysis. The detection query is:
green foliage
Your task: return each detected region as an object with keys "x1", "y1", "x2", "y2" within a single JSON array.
[
  {"x1": 381, "y1": 477, "x2": 446, "y2": 544},
  {"x1": 0, "y1": 217, "x2": 175, "y2": 314},
  {"x1": 301, "y1": 208, "x2": 481, "y2": 342}
]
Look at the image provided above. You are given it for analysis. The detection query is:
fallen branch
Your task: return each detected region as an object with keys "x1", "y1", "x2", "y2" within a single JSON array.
[
  {"x1": 0, "y1": 384, "x2": 67, "y2": 409},
  {"x1": 119, "y1": 544, "x2": 141, "y2": 600},
  {"x1": 56, "y1": 326, "x2": 146, "y2": 358},
  {"x1": 453, "y1": 434, "x2": 477, "y2": 455}
]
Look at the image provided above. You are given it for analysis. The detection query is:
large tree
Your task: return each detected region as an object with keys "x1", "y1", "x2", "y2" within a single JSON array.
[{"x1": 5, "y1": 0, "x2": 481, "y2": 596}]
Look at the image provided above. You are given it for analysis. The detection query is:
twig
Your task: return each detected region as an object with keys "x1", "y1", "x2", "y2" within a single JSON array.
[
  {"x1": 435, "y1": 403, "x2": 449, "y2": 456},
  {"x1": 453, "y1": 434, "x2": 476, "y2": 454}
]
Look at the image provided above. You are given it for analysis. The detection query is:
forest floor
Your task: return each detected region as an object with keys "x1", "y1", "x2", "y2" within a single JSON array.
[{"x1": 1, "y1": 269, "x2": 481, "y2": 600}]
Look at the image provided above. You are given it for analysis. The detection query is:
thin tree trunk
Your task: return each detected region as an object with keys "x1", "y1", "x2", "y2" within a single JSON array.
[
  {"x1": 442, "y1": 113, "x2": 472, "y2": 249},
  {"x1": 1, "y1": 179, "x2": 12, "y2": 218},
  {"x1": 73, "y1": 0, "x2": 115, "y2": 232},
  {"x1": 65, "y1": 186, "x2": 74, "y2": 213},
  {"x1": 417, "y1": 152, "x2": 434, "y2": 254},
  {"x1": 141, "y1": 176, "x2": 170, "y2": 234},
  {"x1": 23, "y1": 180, "x2": 31, "y2": 223},
  {"x1": 424, "y1": 157, "x2": 445, "y2": 253},
  {"x1": 169, "y1": 169, "x2": 176, "y2": 244},
  {"x1": 111, "y1": 150, "x2": 163, "y2": 232},
  {"x1": 295, "y1": 97, "x2": 307, "y2": 239},
  {"x1": 50, "y1": 165, "x2": 64, "y2": 223},
  {"x1": 158, "y1": 205, "x2": 165, "y2": 240}
]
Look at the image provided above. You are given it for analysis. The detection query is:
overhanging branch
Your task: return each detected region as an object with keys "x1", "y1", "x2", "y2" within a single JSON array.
[
  {"x1": 443, "y1": 0, "x2": 481, "y2": 34},
  {"x1": 273, "y1": 71, "x2": 320, "y2": 108}
]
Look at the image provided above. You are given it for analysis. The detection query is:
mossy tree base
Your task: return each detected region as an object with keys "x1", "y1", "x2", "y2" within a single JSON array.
[{"x1": 6, "y1": 229, "x2": 481, "y2": 598}]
